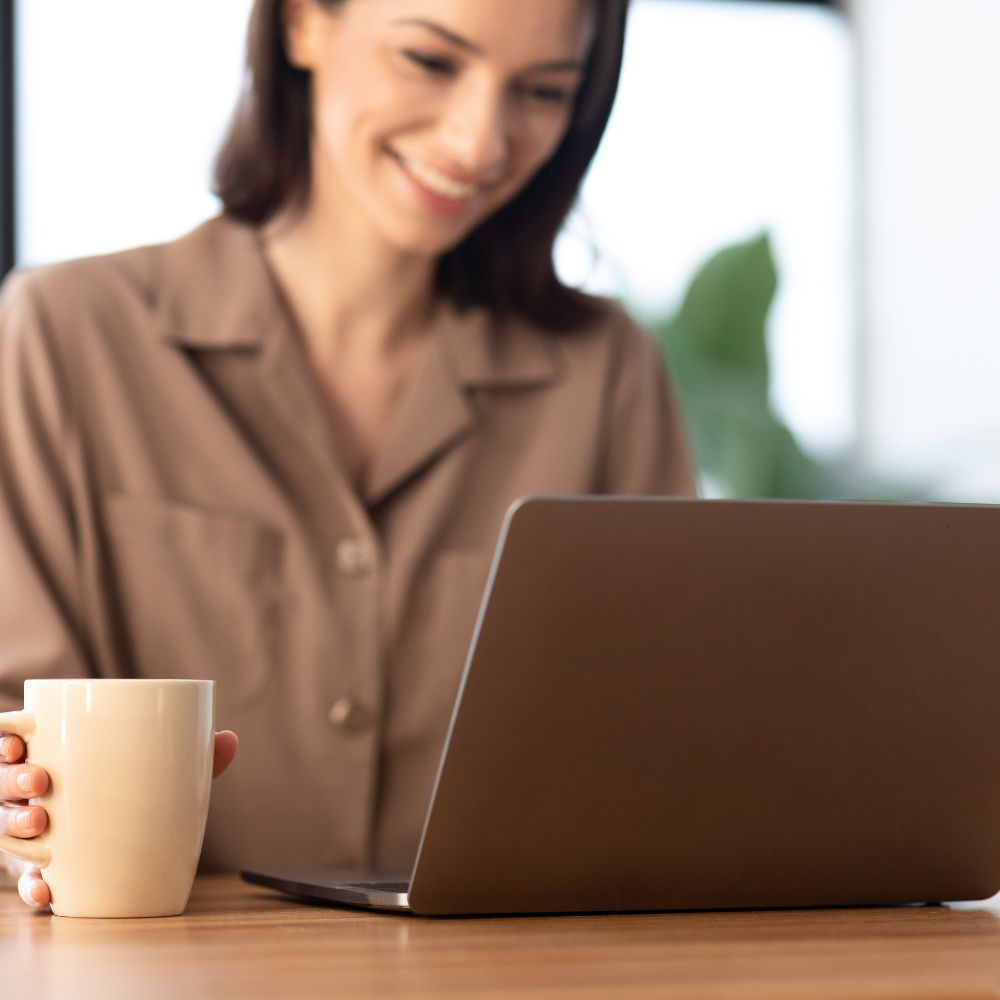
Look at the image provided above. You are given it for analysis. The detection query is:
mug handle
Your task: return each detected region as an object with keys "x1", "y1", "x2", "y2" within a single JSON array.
[{"x1": 0, "y1": 710, "x2": 52, "y2": 867}]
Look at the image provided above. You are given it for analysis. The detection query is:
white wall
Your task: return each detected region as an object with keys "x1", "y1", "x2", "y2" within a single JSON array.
[{"x1": 854, "y1": 0, "x2": 1000, "y2": 498}]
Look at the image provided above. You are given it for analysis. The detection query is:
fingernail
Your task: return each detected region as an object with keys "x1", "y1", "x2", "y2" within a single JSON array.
[
  {"x1": 17, "y1": 808, "x2": 37, "y2": 832},
  {"x1": 27, "y1": 881, "x2": 45, "y2": 905},
  {"x1": 16, "y1": 771, "x2": 35, "y2": 794},
  {"x1": 0, "y1": 737, "x2": 11, "y2": 759}
]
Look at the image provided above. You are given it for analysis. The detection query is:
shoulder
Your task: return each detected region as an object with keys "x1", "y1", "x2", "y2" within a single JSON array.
[
  {"x1": 0, "y1": 251, "x2": 152, "y2": 369},
  {"x1": 542, "y1": 295, "x2": 661, "y2": 359},
  {"x1": 0, "y1": 215, "x2": 251, "y2": 348},
  {"x1": 456, "y1": 295, "x2": 668, "y2": 400},
  {"x1": 445, "y1": 294, "x2": 658, "y2": 389},
  {"x1": 516, "y1": 295, "x2": 666, "y2": 382},
  {"x1": 582, "y1": 296, "x2": 664, "y2": 368},
  {"x1": 532, "y1": 295, "x2": 679, "y2": 416}
]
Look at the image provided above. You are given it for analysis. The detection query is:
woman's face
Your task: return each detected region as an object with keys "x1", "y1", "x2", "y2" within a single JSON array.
[{"x1": 284, "y1": 0, "x2": 594, "y2": 257}]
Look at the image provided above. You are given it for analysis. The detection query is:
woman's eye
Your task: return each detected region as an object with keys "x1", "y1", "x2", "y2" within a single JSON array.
[
  {"x1": 518, "y1": 83, "x2": 574, "y2": 106},
  {"x1": 402, "y1": 49, "x2": 454, "y2": 76}
]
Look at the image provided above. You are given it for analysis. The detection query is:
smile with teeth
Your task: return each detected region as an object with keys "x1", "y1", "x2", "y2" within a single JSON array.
[{"x1": 396, "y1": 153, "x2": 482, "y2": 202}]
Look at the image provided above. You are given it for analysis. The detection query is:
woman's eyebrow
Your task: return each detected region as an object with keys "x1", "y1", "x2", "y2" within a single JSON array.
[{"x1": 391, "y1": 18, "x2": 585, "y2": 72}]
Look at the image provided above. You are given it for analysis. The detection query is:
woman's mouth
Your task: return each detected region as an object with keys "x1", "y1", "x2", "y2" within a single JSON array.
[{"x1": 389, "y1": 149, "x2": 485, "y2": 210}]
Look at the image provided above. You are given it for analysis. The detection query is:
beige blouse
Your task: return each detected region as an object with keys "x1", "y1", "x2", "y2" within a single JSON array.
[{"x1": 0, "y1": 216, "x2": 696, "y2": 874}]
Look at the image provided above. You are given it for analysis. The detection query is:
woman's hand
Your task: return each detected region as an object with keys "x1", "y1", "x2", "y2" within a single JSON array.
[{"x1": 1, "y1": 729, "x2": 239, "y2": 909}]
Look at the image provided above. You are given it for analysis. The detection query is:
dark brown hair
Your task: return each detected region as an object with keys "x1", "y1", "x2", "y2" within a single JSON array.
[{"x1": 213, "y1": 0, "x2": 630, "y2": 332}]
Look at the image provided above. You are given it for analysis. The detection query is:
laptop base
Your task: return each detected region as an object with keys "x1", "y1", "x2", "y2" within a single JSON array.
[{"x1": 241, "y1": 869, "x2": 412, "y2": 911}]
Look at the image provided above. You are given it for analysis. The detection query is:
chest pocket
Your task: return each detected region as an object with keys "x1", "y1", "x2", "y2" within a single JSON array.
[{"x1": 102, "y1": 495, "x2": 284, "y2": 712}]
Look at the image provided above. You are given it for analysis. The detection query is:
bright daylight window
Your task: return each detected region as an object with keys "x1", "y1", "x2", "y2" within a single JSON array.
[{"x1": 557, "y1": 0, "x2": 853, "y2": 462}]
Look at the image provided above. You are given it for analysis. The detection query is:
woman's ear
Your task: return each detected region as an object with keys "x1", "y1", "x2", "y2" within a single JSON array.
[{"x1": 281, "y1": 0, "x2": 326, "y2": 71}]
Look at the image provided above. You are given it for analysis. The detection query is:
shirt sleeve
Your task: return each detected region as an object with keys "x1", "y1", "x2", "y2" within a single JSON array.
[
  {"x1": 0, "y1": 271, "x2": 90, "y2": 716},
  {"x1": 600, "y1": 310, "x2": 699, "y2": 498}
]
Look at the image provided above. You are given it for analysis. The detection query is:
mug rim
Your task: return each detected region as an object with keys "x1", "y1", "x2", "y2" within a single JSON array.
[{"x1": 24, "y1": 678, "x2": 214, "y2": 687}]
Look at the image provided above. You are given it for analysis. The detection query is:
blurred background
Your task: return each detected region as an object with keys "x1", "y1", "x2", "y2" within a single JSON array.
[{"x1": 1, "y1": 0, "x2": 997, "y2": 500}]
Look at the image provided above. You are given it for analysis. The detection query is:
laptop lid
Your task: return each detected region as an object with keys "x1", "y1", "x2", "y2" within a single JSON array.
[{"x1": 405, "y1": 496, "x2": 1000, "y2": 915}]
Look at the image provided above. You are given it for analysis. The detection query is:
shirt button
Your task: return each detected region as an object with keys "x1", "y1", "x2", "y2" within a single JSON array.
[
  {"x1": 329, "y1": 697, "x2": 373, "y2": 733},
  {"x1": 335, "y1": 537, "x2": 374, "y2": 576}
]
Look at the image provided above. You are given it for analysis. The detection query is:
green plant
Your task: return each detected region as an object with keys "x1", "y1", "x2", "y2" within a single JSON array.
[{"x1": 648, "y1": 232, "x2": 923, "y2": 501}]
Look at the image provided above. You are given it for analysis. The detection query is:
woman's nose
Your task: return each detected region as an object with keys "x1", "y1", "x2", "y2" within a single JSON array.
[{"x1": 437, "y1": 81, "x2": 509, "y2": 179}]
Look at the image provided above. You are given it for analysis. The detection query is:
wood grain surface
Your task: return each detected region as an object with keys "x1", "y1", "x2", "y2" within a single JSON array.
[{"x1": 3, "y1": 875, "x2": 1000, "y2": 999}]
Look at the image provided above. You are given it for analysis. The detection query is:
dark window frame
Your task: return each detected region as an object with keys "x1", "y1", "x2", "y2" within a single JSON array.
[{"x1": 1, "y1": 0, "x2": 14, "y2": 282}]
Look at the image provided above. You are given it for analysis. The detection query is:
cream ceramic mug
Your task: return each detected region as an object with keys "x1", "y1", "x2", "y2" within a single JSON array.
[{"x1": 0, "y1": 679, "x2": 214, "y2": 918}]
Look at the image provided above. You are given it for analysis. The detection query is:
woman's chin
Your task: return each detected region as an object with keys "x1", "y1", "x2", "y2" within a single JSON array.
[{"x1": 384, "y1": 224, "x2": 476, "y2": 261}]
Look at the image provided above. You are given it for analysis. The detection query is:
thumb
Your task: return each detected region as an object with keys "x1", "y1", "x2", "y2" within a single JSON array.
[
  {"x1": 212, "y1": 730, "x2": 239, "y2": 779},
  {"x1": 18, "y1": 864, "x2": 50, "y2": 909}
]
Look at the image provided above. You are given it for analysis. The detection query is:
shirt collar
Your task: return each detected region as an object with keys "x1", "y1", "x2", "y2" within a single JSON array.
[
  {"x1": 157, "y1": 214, "x2": 564, "y2": 390},
  {"x1": 157, "y1": 215, "x2": 279, "y2": 350}
]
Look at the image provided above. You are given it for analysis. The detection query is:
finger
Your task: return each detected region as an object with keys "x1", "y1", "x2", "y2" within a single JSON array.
[
  {"x1": 0, "y1": 762, "x2": 49, "y2": 801},
  {"x1": 0, "y1": 734, "x2": 26, "y2": 764},
  {"x1": 0, "y1": 803, "x2": 48, "y2": 839},
  {"x1": 18, "y1": 866, "x2": 51, "y2": 909},
  {"x1": 212, "y1": 730, "x2": 239, "y2": 779}
]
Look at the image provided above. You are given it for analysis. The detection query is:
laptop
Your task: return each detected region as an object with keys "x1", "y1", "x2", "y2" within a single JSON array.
[{"x1": 242, "y1": 496, "x2": 1000, "y2": 915}]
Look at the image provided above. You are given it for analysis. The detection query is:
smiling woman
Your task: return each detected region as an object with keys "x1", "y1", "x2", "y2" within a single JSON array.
[
  {"x1": 216, "y1": 0, "x2": 629, "y2": 328},
  {"x1": 0, "y1": 0, "x2": 695, "y2": 911},
  {"x1": 287, "y1": 0, "x2": 588, "y2": 251}
]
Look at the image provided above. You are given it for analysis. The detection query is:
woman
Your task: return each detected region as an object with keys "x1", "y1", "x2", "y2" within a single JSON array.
[{"x1": 0, "y1": 0, "x2": 695, "y2": 909}]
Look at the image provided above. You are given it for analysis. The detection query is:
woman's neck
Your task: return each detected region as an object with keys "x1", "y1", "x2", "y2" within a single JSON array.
[{"x1": 260, "y1": 200, "x2": 438, "y2": 365}]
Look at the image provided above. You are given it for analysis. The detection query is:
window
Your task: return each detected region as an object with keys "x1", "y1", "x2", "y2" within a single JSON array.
[
  {"x1": 558, "y1": 0, "x2": 854, "y2": 459},
  {"x1": 14, "y1": 0, "x2": 253, "y2": 266}
]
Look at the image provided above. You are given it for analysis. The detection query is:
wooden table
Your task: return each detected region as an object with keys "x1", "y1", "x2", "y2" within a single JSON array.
[{"x1": 4, "y1": 875, "x2": 1000, "y2": 999}]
